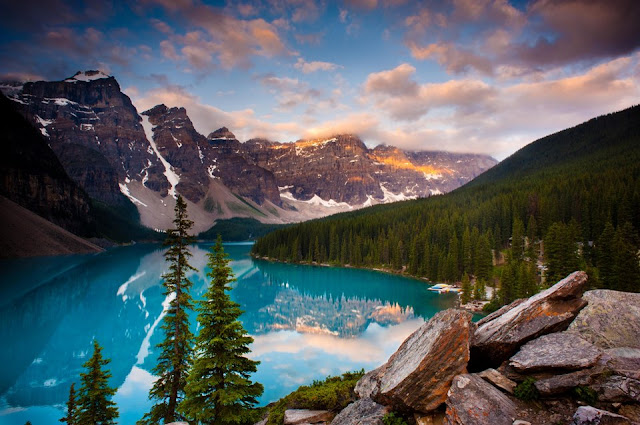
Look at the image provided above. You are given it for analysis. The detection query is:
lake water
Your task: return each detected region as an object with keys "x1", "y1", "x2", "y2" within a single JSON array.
[{"x1": 0, "y1": 243, "x2": 458, "y2": 425}]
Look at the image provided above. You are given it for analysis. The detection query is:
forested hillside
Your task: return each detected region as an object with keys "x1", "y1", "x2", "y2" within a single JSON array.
[{"x1": 253, "y1": 106, "x2": 640, "y2": 309}]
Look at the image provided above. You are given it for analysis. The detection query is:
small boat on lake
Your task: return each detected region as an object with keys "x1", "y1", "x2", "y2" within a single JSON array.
[{"x1": 428, "y1": 283, "x2": 462, "y2": 294}]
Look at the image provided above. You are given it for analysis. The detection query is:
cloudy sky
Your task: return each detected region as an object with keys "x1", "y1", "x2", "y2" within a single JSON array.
[{"x1": 1, "y1": 0, "x2": 639, "y2": 159}]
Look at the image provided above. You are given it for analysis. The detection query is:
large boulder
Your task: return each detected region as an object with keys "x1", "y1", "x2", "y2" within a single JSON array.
[
  {"x1": 571, "y1": 406, "x2": 632, "y2": 425},
  {"x1": 330, "y1": 398, "x2": 388, "y2": 425},
  {"x1": 444, "y1": 374, "x2": 518, "y2": 425},
  {"x1": 509, "y1": 332, "x2": 602, "y2": 373},
  {"x1": 568, "y1": 290, "x2": 640, "y2": 350},
  {"x1": 361, "y1": 309, "x2": 472, "y2": 413},
  {"x1": 471, "y1": 271, "x2": 588, "y2": 369}
]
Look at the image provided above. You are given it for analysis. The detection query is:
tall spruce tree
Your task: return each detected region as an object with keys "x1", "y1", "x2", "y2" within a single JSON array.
[
  {"x1": 59, "y1": 383, "x2": 78, "y2": 425},
  {"x1": 180, "y1": 236, "x2": 263, "y2": 424},
  {"x1": 141, "y1": 195, "x2": 196, "y2": 424},
  {"x1": 76, "y1": 340, "x2": 118, "y2": 425}
]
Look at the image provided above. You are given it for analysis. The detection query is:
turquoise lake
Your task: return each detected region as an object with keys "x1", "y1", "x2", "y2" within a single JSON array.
[{"x1": 0, "y1": 243, "x2": 458, "y2": 424}]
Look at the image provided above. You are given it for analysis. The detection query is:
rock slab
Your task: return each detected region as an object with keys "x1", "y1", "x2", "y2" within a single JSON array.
[
  {"x1": 476, "y1": 368, "x2": 516, "y2": 394},
  {"x1": 444, "y1": 374, "x2": 518, "y2": 425},
  {"x1": 568, "y1": 290, "x2": 640, "y2": 350},
  {"x1": 471, "y1": 271, "x2": 588, "y2": 369},
  {"x1": 571, "y1": 406, "x2": 631, "y2": 425},
  {"x1": 364, "y1": 309, "x2": 472, "y2": 413},
  {"x1": 284, "y1": 409, "x2": 334, "y2": 424},
  {"x1": 330, "y1": 398, "x2": 388, "y2": 425},
  {"x1": 510, "y1": 332, "x2": 602, "y2": 372}
]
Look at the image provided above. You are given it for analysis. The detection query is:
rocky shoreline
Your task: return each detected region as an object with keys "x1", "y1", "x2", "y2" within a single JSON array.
[{"x1": 259, "y1": 271, "x2": 640, "y2": 425}]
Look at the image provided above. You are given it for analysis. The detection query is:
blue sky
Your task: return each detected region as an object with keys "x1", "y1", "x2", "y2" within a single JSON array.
[{"x1": 1, "y1": 0, "x2": 639, "y2": 159}]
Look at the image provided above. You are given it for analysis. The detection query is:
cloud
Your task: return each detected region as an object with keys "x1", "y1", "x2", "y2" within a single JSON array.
[
  {"x1": 363, "y1": 63, "x2": 418, "y2": 95},
  {"x1": 363, "y1": 63, "x2": 496, "y2": 120},
  {"x1": 294, "y1": 58, "x2": 341, "y2": 73},
  {"x1": 257, "y1": 73, "x2": 327, "y2": 110},
  {"x1": 146, "y1": 0, "x2": 293, "y2": 70},
  {"x1": 514, "y1": 0, "x2": 640, "y2": 67},
  {"x1": 403, "y1": 0, "x2": 640, "y2": 76}
]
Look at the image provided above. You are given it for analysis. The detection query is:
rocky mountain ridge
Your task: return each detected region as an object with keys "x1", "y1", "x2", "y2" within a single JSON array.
[
  {"x1": 262, "y1": 272, "x2": 640, "y2": 425},
  {"x1": 2, "y1": 71, "x2": 497, "y2": 235}
]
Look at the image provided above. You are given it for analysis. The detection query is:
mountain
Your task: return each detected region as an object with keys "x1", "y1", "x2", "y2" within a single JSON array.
[
  {"x1": 0, "y1": 92, "x2": 94, "y2": 236},
  {"x1": 2, "y1": 71, "x2": 496, "y2": 236},
  {"x1": 252, "y1": 105, "x2": 640, "y2": 294}
]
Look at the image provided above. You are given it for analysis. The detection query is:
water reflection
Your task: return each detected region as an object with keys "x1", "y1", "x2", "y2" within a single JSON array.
[{"x1": 0, "y1": 243, "x2": 457, "y2": 424}]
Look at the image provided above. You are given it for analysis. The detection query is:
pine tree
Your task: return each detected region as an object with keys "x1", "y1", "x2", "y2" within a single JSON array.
[
  {"x1": 596, "y1": 222, "x2": 616, "y2": 288},
  {"x1": 141, "y1": 195, "x2": 196, "y2": 424},
  {"x1": 460, "y1": 273, "x2": 472, "y2": 304},
  {"x1": 181, "y1": 236, "x2": 263, "y2": 424},
  {"x1": 76, "y1": 340, "x2": 118, "y2": 425},
  {"x1": 59, "y1": 382, "x2": 78, "y2": 425}
]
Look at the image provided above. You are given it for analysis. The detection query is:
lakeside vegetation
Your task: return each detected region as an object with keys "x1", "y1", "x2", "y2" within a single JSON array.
[{"x1": 253, "y1": 106, "x2": 640, "y2": 311}]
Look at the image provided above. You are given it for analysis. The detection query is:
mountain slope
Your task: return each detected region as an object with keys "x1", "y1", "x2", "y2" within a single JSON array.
[
  {"x1": 0, "y1": 196, "x2": 102, "y2": 258},
  {"x1": 252, "y1": 105, "x2": 640, "y2": 290}
]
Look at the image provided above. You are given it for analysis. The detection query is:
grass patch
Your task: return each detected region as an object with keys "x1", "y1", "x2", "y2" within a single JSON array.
[
  {"x1": 514, "y1": 377, "x2": 539, "y2": 401},
  {"x1": 383, "y1": 412, "x2": 408, "y2": 425},
  {"x1": 264, "y1": 370, "x2": 364, "y2": 425}
]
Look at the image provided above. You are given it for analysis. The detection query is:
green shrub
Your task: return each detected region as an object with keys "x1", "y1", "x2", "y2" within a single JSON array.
[
  {"x1": 382, "y1": 412, "x2": 408, "y2": 425},
  {"x1": 514, "y1": 377, "x2": 539, "y2": 401},
  {"x1": 573, "y1": 386, "x2": 597, "y2": 404},
  {"x1": 265, "y1": 370, "x2": 365, "y2": 425}
]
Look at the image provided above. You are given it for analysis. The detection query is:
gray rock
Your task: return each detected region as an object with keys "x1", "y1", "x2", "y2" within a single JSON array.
[
  {"x1": 355, "y1": 366, "x2": 384, "y2": 400},
  {"x1": 568, "y1": 290, "x2": 640, "y2": 350},
  {"x1": 535, "y1": 367, "x2": 601, "y2": 396},
  {"x1": 371, "y1": 309, "x2": 473, "y2": 413},
  {"x1": 512, "y1": 421, "x2": 531, "y2": 425},
  {"x1": 284, "y1": 409, "x2": 335, "y2": 424},
  {"x1": 605, "y1": 348, "x2": 640, "y2": 380},
  {"x1": 330, "y1": 398, "x2": 388, "y2": 425},
  {"x1": 571, "y1": 406, "x2": 631, "y2": 425},
  {"x1": 592, "y1": 375, "x2": 640, "y2": 403},
  {"x1": 444, "y1": 374, "x2": 518, "y2": 425},
  {"x1": 510, "y1": 332, "x2": 602, "y2": 372},
  {"x1": 471, "y1": 271, "x2": 588, "y2": 369},
  {"x1": 477, "y1": 368, "x2": 517, "y2": 394}
]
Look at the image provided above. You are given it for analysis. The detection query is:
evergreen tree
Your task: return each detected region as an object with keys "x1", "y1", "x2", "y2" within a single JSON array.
[
  {"x1": 76, "y1": 340, "x2": 118, "y2": 425},
  {"x1": 60, "y1": 383, "x2": 78, "y2": 425},
  {"x1": 614, "y1": 222, "x2": 640, "y2": 292},
  {"x1": 511, "y1": 217, "x2": 525, "y2": 261},
  {"x1": 460, "y1": 273, "x2": 472, "y2": 304},
  {"x1": 181, "y1": 236, "x2": 263, "y2": 424},
  {"x1": 473, "y1": 278, "x2": 486, "y2": 301},
  {"x1": 141, "y1": 195, "x2": 196, "y2": 424},
  {"x1": 596, "y1": 222, "x2": 616, "y2": 288}
]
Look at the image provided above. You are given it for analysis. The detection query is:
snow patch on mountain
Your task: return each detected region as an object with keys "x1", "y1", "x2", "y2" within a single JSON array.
[
  {"x1": 141, "y1": 114, "x2": 180, "y2": 199},
  {"x1": 380, "y1": 184, "x2": 418, "y2": 202},
  {"x1": 119, "y1": 183, "x2": 148, "y2": 207},
  {"x1": 65, "y1": 71, "x2": 111, "y2": 83}
]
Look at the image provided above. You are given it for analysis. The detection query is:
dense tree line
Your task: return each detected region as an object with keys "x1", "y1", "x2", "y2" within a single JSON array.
[{"x1": 253, "y1": 106, "x2": 640, "y2": 308}]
